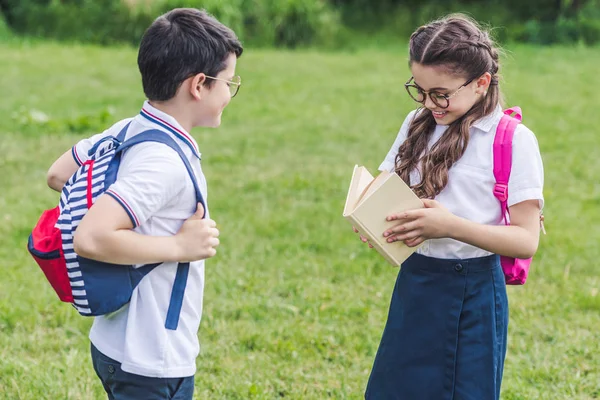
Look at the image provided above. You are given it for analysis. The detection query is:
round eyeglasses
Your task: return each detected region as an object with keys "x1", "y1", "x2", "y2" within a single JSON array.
[
  {"x1": 404, "y1": 77, "x2": 474, "y2": 109},
  {"x1": 205, "y1": 75, "x2": 242, "y2": 98}
]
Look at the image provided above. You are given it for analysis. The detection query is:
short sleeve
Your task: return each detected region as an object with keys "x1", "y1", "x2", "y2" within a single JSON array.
[
  {"x1": 104, "y1": 143, "x2": 188, "y2": 227},
  {"x1": 378, "y1": 110, "x2": 418, "y2": 172},
  {"x1": 508, "y1": 124, "x2": 544, "y2": 209},
  {"x1": 72, "y1": 119, "x2": 132, "y2": 166}
]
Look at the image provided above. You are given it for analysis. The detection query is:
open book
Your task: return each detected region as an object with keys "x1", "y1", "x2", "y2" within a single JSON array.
[{"x1": 343, "y1": 165, "x2": 424, "y2": 266}]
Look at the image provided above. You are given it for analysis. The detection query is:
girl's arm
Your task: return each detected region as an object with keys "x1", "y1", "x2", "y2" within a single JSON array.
[
  {"x1": 384, "y1": 199, "x2": 541, "y2": 259},
  {"x1": 47, "y1": 149, "x2": 80, "y2": 192},
  {"x1": 449, "y1": 200, "x2": 540, "y2": 259}
]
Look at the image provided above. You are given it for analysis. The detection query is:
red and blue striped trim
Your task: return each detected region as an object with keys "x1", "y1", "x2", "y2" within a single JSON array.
[
  {"x1": 140, "y1": 108, "x2": 201, "y2": 159},
  {"x1": 106, "y1": 189, "x2": 140, "y2": 227},
  {"x1": 72, "y1": 146, "x2": 84, "y2": 166}
]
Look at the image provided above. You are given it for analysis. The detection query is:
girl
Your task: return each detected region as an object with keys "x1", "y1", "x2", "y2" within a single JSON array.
[{"x1": 363, "y1": 14, "x2": 544, "y2": 400}]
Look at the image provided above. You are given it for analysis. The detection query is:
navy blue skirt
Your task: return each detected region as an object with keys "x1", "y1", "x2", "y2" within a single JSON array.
[{"x1": 365, "y1": 253, "x2": 509, "y2": 400}]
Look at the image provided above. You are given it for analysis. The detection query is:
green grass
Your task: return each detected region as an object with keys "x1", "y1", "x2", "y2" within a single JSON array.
[{"x1": 0, "y1": 40, "x2": 599, "y2": 399}]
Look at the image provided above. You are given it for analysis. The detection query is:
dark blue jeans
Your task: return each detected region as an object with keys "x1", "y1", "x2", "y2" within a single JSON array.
[{"x1": 91, "y1": 343, "x2": 195, "y2": 400}]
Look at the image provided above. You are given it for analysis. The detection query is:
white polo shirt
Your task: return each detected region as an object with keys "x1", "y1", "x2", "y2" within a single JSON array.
[
  {"x1": 72, "y1": 101, "x2": 208, "y2": 378},
  {"x1": 379, "y1": 107, "x2": 544, "y2": 260}
]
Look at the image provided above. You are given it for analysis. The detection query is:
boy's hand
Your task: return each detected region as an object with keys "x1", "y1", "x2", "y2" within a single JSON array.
[
  {"x1": 353, "y1": 226, "x2": 373, "y2": 248},
  {"x1": 175, "y1": 203, "x2": 220, "y2": 261},
  {"x1": 383, "y1": 199, "x2": 457, "y2": 247}
]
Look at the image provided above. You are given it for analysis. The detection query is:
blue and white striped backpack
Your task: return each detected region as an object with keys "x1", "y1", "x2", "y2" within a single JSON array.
[{"x1": 28, "y1": 122, "x2": 204, "y2": 330}]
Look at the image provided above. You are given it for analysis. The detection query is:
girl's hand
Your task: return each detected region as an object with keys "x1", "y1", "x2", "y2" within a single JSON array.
[
  {"x1": 383, "y1": 199, "x2": 457, "y2": 247},
  {"x1": 353, "y1": 226, "x2": 374, "y2": 248}
]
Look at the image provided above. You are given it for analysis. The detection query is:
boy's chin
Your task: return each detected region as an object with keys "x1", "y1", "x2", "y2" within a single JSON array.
[
  {"x1": 196, "y1": 116, "x2": 222, "y2": 129},
  {"x1": 209, "y1": 119, "x2": 222, "y2": 128}
]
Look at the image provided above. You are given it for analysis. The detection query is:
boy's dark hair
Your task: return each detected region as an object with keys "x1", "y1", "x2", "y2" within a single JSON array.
[{"x1": 138, "y1": 8, "x2": 243, "y2": 101}]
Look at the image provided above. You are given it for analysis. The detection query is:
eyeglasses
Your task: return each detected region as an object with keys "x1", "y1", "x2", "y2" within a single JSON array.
[
  {"x1": 404, "y1": 77, "x2": 474, "y2": 109},
  {"x1": 205, "y1": 75, "x2": 242, "y2": 98}
]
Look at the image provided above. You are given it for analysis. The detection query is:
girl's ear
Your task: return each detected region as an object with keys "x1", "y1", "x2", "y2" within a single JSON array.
[
  {"x1": 475, "y1": 72, "x2": 492, "y2": 95},
  {"x1": 189, "y1": 73, "x2": 207, "y2": 100}
]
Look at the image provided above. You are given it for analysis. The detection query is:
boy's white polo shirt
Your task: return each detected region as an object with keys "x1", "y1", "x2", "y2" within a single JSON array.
[
  {"x1": 379, "y1": 107, "x2": 544, "y2": 260},
  {"x1": 72, "y1": 101, "x2": 208, "y2": 378}
]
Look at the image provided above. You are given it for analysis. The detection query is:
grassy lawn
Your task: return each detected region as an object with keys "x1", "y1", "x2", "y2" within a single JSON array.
[{"x1": 0, "y1": 40, "x2": 599, "y2": 399}]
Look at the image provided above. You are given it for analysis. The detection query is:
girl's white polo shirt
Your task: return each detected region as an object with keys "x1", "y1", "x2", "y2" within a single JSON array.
[
  {"x1": 72, "y1": 101, "x2": 208, "y2": 378},
  {"x1": 379, "y1": 107, "x2": 544, "y2": 260}
]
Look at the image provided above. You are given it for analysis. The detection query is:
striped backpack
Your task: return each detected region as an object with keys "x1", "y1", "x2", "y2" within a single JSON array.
[{"x1": 27, "y1": 122, "x2": 204, "y2": 330}]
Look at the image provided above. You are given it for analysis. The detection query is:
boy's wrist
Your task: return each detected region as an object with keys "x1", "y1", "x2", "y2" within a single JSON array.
[{"x1": 167, "y1": 235, "x2": 183, "y2": 262}]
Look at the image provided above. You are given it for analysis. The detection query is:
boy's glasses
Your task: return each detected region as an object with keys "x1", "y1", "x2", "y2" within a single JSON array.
[
  {"x1": 205, "y1": 75, "x2": 242, "y2": 98},
  {"x1": 404, "y1": 77, "x2": 474, "y2": 109}
]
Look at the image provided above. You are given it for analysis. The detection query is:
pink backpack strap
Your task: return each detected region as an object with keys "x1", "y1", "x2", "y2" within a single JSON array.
[
  {"x1": 493, "y1": 108, "x2": 522, "y2": 224},
  {"x1": 504, "y1": 106, "x2": 522, "y2": 121}
]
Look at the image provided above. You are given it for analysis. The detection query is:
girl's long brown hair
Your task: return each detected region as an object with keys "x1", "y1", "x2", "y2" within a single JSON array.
[{"x1": 396, "y1": 14, "x2": 504, "y2": 198}]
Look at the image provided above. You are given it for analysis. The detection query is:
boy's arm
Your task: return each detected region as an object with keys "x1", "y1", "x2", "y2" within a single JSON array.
[
  {"x1": 74, "y1": 195, "x2": 219, "y2": 264},
  {"x1": 73, "y1": 142, "x2": 219, "y2": 264},
  {"x1": 49, "y1": 119, "x2": 132, "y2": 192},
  {"x1": 47, "y1": 149, "x2": 80, "y2": 192}
]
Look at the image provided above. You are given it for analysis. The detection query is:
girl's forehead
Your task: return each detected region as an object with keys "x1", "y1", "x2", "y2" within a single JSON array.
[{"x1": 410, "y1": 63, "x2": 464, "y2": 90}]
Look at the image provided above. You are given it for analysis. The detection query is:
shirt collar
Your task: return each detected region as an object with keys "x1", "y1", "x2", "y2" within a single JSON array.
[
  {"x1": 138, "y1": 100, "x2": 201, "y2": 159},
  {"x1": 472, "y1": 104, "x2": 503, "y2": 133}
]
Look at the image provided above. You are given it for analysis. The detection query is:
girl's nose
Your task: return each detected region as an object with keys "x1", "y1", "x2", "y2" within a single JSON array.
[{"x1": 423, "y1": 94, "x2": 437, "y2": 110}]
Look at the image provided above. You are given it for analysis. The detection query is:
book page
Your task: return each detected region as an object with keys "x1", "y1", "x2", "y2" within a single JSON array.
[
  {"x1": 343, "y1": 166, "x2": 374, "y2": 216},
  {"x1": 356, "y1": 170, "x2": 391, "y2": 208}
]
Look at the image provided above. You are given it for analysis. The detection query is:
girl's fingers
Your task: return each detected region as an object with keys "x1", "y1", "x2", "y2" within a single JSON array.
[
  {"x1": 421, "y1": 199, "x2": 440, "y2": 208},
  {"x1": 404, "y1": 236, "x2": 425, "y2": 247},
  {"x1": 384, "y1": 220, "x2": 421, "y2": 237},
  {"x1": 388, "y1": 230, "x2": 421, "y2": 243},
  {"x1": 387, "y1": 209, "x2": 422, "y2": 221}
]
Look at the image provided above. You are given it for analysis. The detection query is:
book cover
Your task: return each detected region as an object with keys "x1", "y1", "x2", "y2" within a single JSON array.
[{"x1": 343, "y1": 165, "x2": 424, "y2": 266}]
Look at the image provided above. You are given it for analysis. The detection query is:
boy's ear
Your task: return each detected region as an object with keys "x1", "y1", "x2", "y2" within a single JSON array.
[
  {"x1": 189, "y1": 73, "x2": 207, "y2": 100},
  {"x1": 475, "y1": 72, "x2": 492, "y2": 95}
]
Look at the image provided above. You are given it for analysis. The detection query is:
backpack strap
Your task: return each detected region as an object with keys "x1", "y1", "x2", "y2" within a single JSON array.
[
  {"x1": 116, "y1": 129, "x2": 205, "y2": 330},
  {"x1": 115, "y1": 130, "x2": 205, "y2": 207},
  {"x1": 504, "y1": 106, "x2": 522, "y2": 121},
  {"x1": 116, "y1": 121, "x2": 130, "y2": 142},
  {"x1": 87, "y1": 122, "x2": 132, "y2": 158},
  {"x1": 493, "y1": 108, "x2": 522, "y2": 225}
]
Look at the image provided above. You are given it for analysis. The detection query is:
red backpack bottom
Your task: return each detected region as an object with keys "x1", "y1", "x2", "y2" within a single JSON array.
[{"x1": 27, "y1": 206, "x2": 73, "y2": 303}]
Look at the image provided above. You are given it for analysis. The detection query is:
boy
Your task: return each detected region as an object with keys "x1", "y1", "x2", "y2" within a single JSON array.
[{"x1": 46, "y1": 8, "x2": 243, "y2": 399}]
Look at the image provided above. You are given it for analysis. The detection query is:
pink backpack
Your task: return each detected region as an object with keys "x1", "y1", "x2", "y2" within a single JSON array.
[{"x1": 493, "y1": 107, "x2": 532, "y2": 285}]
